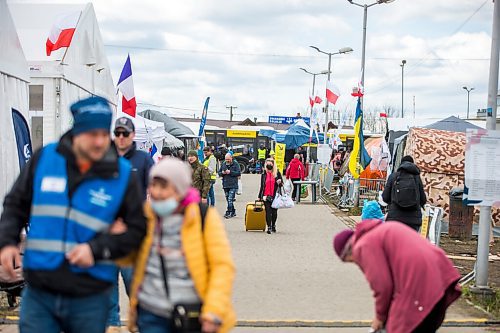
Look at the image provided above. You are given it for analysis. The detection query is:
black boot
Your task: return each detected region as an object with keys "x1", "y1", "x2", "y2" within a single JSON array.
[{"x1": 271, "y1": 223, "x2": 276, "y2": 233}]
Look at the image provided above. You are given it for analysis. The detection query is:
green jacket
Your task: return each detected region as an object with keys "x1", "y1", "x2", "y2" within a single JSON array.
[{"x1": 191, "y1": 161, "x2": 212, "y2": 199}]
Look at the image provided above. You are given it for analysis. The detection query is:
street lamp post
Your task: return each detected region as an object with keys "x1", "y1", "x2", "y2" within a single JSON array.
[
  {"x1": 309, "y1": 46, "x2": 353, "y2": 133},
  {"x1": 462, "y1": 86, "x2": 474, "y2": 119},
  {"x1": 299, "y1": 68, "x2": 330, "y2": 163},
  {"x1": 347, "y1": 0, "x2": 396, "y2": 207},
  {"x1": 347, "y1": 0, "x2": 396, "y2": 109},
  {"x1": 401, "y1": 59, "x2": 406, "y2": 118}
]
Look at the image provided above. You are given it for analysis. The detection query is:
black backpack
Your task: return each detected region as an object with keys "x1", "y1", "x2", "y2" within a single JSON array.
[{"x1": 392, "y1": 171, "x2": 420, "y2": 209}]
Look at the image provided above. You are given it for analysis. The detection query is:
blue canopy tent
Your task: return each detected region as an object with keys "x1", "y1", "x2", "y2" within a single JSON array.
[{"x1": 270, "y1": 119, "x2": 324, "y2": 149}]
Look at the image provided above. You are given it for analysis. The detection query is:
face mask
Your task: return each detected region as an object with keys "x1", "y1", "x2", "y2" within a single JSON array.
[
  {"x1": 266, "y1": 164, "x2": 273, "y2": 170},
  {"x1": 150, "y1": 198, "x2": 178, "y2": 217}
]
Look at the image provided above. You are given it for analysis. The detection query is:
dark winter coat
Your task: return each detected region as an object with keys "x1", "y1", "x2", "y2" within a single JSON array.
[
  {"x1": 218, "y1": 161, "x2": 241, "y2": 189},
  {"x1": 382, "y1": 161, "x2": 427, "y2": 227},
  {"x1": 123, "y1": 142, "x2": 154, "y2": 201},
  {"x1": 258, "y1": 170, "x2": 283, "y2": 200},
  {"x1": 352, "y1": 219, "x2": 461, "y2": 333},
  {"x1": 191, "y1": 161, "x2": 211, "y2": 199}
]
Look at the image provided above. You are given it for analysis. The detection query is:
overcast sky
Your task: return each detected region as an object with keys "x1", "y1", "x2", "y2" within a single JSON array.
[{"x1": 15, "y1": 0, "x2": 498, "y2": 122}]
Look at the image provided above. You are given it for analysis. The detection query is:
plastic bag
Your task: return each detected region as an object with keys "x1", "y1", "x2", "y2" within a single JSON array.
[
  {"x1": 271, "y1": 191, "x2": 295, "y2": 209},
  {"x1": 300, "y1": 185, "x2": 309, "y2": 199},
  {"x1": 237, "y1": 179, "x2": 243, "y2": 195},
  {"x1": 284, "y1": 179, "x2": 293, "y2": 195}
]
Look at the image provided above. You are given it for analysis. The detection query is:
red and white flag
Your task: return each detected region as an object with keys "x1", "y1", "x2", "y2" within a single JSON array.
[
  {"x1": 326, "y1": 81, "x2": 340, "y2": 105},
  {"x1": 117, "y1": 55, "x2": 137, "y2": 117},
  {"x1": 309, "y1": 95, "x2": 323, "y2": 107},
  {"x1": 380, "y1": 112, "x2": 387, "y2": 118},
  {"x1": 46, "y1": 11, "x2": 81, "y2": 56},
  {"x1": 351, "y1": 69, "x2": 364, "y2": 97}
]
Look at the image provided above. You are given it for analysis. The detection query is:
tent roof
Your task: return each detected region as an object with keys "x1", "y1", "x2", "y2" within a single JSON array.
[
  {"x1": 0, "y1": 0, "x2": 29, "y2": 81},
  {"x1": 423, "y1": 116, "x2": 483, "y2": 133},
  {"x1": 140, "y1": 110, "x2": 195, "y2": 137}
]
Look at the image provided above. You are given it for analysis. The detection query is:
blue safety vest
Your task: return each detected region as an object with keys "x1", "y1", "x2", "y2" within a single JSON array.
[{"x1": 24, "y1": 143, "x2": 131, "y2": 283}]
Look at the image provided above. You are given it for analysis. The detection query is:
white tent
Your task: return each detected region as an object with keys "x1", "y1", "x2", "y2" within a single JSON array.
[
  {"x1": 0, "y1": 0, "x2": 30, "y2": 212},
  {"x1": 10, "y1": 3, "x2": 117, "y2": 149}
]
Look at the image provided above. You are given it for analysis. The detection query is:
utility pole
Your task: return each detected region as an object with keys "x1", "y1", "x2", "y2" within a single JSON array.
[
  {"x1": 401, "y1": 60, "x2": 406, "y2": 118},
  {"x1": 226, "y1": 106, "x2": 237, "y2": 122},
  {"x1": 413, "y1": 95, "x2": 416, "y2": 118},
  {"x1": 473, "y1": 0, "x2": 499, "y2": 294}
]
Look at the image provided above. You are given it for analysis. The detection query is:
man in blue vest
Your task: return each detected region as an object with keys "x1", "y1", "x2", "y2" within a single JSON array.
[
  {"x1": 0, "y1": 96, "x2": 147, "y2": 333},
  {"x1": 107, "y1": 117, "x2": 153, "y2": 332}
]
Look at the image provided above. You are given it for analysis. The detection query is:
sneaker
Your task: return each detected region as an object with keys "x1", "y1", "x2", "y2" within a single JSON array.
[
  {"x1": 272, "y1": 227, "x2": 276, "y2": 233},
  {"x1": 266, "y1": 229, "x2": 272, "y2": 234},
  {"x1": 230, "y1": 212, "x2": 237, "y2": 218},
  {"x1": 224, "y1": 212, "x2": 230, "y2": 219}
]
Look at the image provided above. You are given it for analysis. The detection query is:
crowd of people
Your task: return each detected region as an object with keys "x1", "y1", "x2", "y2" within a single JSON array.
[{"x1": 0, "y1": 95, "x2": 468, "y2": 333}]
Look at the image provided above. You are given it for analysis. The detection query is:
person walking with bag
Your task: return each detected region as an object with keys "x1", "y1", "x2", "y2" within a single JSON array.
[
  {"x1": 258, "y1": 159, "x2": 283, "y2": 234},
  {"x1": 285, "y1": 154, "x2": 305, "y2": 201},
  {"x1": 121, "y1": 158, "x2": 236, "y2": 333},
  {"x1": 382, "y1": 155, "x2": 427, "y2": 231}
]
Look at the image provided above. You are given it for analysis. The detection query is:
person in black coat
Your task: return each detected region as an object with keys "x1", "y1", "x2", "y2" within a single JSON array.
[
  {"x1": 382, "y1": 155, "x2": 427, "y2": 231},
  {"x1": 258, "y1": 159, "x2": 283, "y2": 234}
]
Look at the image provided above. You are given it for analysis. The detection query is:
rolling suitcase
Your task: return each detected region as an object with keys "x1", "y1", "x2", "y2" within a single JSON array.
[{"x1": 245, "y1": 200, "x2": 266, "y2": 232}]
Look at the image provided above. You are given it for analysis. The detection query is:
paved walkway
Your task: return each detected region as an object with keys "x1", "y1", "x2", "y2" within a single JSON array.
[{"x1": 0, "y1": 174, "x2": 495, "y2": 332}]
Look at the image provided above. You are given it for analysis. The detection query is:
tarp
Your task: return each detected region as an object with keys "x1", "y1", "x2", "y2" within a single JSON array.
[
  {"x1": 272, "y1": 119, "x2": 324, "y2": 149},
  {"x1": 140, "y1": 109, "x2": 195, "y2": 137},
  {"x1": 0, "y1": 0, "x2": 30, "y2": 214},
  {"x1": 424, "y1": 116, "x2": 482, "y2": 133}
]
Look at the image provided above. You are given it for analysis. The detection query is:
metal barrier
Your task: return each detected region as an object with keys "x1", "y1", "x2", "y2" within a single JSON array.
[{"x1": 324, "y1": 174, "x2": 385, "y2": 209}]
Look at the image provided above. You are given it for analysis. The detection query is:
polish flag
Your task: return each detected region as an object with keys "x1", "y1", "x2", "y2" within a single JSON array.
[
  {"x1": 314, "y1": 95, "x2": 323, "y2": 104},
  {"x1": 380, "y1": 112, "x2": 387, "y2": 118},
  {"x1": 117, "y1": 55, "x2": 137, "y2": 117},
  {"x1": 326, "y1": 81, "x2": 340, "y2": 105},
  {"x1": 309, "y1": 96, "x2": 314, "y2": 107},
  {"x1": 46, "y1": 11, "x2": 81, "y2": 56}
]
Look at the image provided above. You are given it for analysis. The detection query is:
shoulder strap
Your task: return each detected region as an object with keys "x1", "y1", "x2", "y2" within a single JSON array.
[{"x1": 199, "y1": 202, "x2": 208, "y2": 231}]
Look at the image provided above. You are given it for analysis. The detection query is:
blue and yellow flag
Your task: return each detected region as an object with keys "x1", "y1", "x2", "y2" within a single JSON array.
[{"x1": 349, "y1": 98, "x2": 372, "y2": 178}]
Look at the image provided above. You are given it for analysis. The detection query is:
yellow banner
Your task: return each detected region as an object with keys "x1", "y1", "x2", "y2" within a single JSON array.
[
  {"x1": 275, "y1": 143, "x2": 286, "y2": 174},
  {"x1": 226, "y1": 130, "x2": 257, "y2": 138}
]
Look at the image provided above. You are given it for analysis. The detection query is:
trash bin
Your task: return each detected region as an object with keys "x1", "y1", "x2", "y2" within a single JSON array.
[{"x1": 448, "y1": 187, "x2": 474, "y2": 240}]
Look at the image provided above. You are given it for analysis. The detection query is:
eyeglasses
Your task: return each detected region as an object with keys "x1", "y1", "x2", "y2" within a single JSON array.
[{"x1": 114, "y1": 130, "x2": 130, "y2": 138}]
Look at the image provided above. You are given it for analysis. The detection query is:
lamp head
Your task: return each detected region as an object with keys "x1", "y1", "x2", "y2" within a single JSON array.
[
  {"x1": 463, "y1": 86, "x2": 467, "y2": 90},
  {"x1": 402, "y1": 59, "x2": 406, "y2": 65},
  {"x1": 339, "y1": 47, "x2": 354, "y2": 54},
  {"x1": 378, "y1": 0, "x2": 396, "y2": 3},
  {"x1": 320, "y1": 70, "x2": 330, "y2": 74},
  {"x1": 309, "y1": 45, "x2": 321, "y2": 53}
]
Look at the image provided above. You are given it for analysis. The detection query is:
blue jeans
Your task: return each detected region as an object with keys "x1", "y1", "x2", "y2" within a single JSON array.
[
  {"x1": 137, "y1": 306, "x2": 173, "y2": 333},
  {"x1": 207, "y1": 181, "x2": 216, "y2": 206},
  {"x1": 107, "y1": 267, "x2": 134, "y2": 326},
  {"x1": 224, "y1": 188, "x2": 236, "y2": 214},
  {"x1": 20, "y1": 285, "x2": 111, "y2": 333}
]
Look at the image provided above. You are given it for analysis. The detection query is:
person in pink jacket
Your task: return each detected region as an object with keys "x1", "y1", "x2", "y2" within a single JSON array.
[
  {"x1": 285, "y1": 154, "x2": 305, "y2": 201},
  {"x1": 333, "y1": 220, "x2": 461, "y2": 333}
]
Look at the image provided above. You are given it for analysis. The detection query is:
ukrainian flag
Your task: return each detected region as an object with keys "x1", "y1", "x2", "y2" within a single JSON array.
[{"x1": 349, "y1": 98, "x2": 372, "y2": 178}]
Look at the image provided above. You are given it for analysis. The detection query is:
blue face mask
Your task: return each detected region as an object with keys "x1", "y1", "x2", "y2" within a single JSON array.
[{"x1": 150, "y1": 198, "x2": 179, "y2": 217}]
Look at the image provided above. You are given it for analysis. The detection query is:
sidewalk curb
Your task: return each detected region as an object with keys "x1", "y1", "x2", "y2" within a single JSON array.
[{"x1": 235, "y1": 319, "x2": 497, "y2": 328}]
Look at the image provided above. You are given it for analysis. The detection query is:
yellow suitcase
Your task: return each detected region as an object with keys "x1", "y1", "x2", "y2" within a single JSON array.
[{"x1": 245, "y1": 200, "x2": 266, "y2": 232}]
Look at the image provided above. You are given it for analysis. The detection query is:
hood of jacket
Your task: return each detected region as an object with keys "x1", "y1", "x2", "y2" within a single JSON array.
[
  {"x1": 354, "y1": 219, "x2": 383, "y2": 242},
  {"x1": 397, "y1": 161, "x2": 420, "y2": 175},
  {"x1": 289, "y1": 158, "x2": 301, "y2": 166}
]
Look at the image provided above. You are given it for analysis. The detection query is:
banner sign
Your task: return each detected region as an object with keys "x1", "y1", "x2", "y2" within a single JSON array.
[
  {"x1": 227, "y1": 130, "x2": 257, "y2": 138},
  {"x1": 275, "y1": 143, "x2": 286, "y2": 173},
  {"x1": 268, "y1": 116, "x2": 310, "y2": 125},
  {"x1": 464, "y1": 128, "x2": 500, "y2": 206},
  {"x1": 198, "y1": 97, "x2": 210, "y2": 137},
  {"x1": 12, "y1": 108, "x2": 33, "y2": 169}
]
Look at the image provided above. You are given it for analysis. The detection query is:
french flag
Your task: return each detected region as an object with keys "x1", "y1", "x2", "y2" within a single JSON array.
[
  {"x1": 326, "y1": 81, "x2": 340, "y2": 105},
  {"x1": 46, "y1": 11, "x2": 81, "y2": 56},
  {"x1": 117, "y1": 55, "x2": 137, "y2": 117}
]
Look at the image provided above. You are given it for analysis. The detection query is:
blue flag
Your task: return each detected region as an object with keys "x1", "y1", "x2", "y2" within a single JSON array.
[{"x1": 11, "y1": 109, "x2": 32, "y2": 169}]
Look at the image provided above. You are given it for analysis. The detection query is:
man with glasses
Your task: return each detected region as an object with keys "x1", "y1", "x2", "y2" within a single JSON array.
[{"x1": 107, "y1": 117, "x2": 154, "y2": 332}]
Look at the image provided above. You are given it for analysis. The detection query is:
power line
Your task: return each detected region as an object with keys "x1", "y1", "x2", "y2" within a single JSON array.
[{"x1": 105, "y1": 44, "x2": 488, "y2": 62}]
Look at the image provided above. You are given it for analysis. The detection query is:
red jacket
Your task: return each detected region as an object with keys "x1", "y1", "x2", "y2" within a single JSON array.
[
  {"x1": 352, "y1": 220, "x2": 461, "y2": 333},
  {"x1": 285, "y1": 158, "x2": 305, "y2": 180}
]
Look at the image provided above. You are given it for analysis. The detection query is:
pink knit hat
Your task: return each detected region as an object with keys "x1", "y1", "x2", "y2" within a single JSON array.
[
  {"x1": 333, "y1": 229, "x2": 354, "y2": 259},
  {"x1": 149, "y1": 157, "x2": 192, "y2": 198}
]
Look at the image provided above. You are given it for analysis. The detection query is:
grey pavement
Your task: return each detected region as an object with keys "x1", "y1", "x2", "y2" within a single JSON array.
[{"x1": 1, "y1": 174, "x2": 495, "y2": 332}]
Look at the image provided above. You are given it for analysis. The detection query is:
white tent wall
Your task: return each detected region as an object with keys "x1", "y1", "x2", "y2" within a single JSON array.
[
  {"x1": 10, "y1": 3, "x2": 117, "y2": 146},
  {"x1": 0, "y1": 0, "x2": 30, "y2": 213}
]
